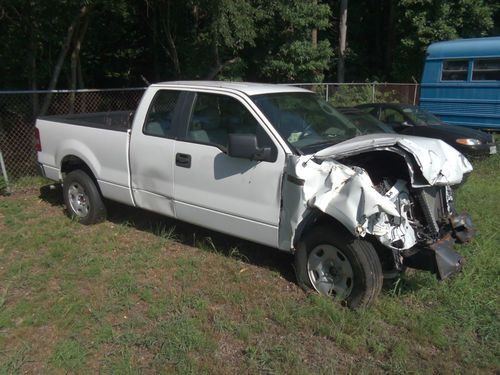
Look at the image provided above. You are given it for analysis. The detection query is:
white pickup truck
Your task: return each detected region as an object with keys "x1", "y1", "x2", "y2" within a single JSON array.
[{"x1": 36, "y1": 81, "x2": 475, "y2": 307}]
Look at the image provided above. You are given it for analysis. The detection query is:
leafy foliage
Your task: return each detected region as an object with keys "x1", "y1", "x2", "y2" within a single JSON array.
[
  {"x1": 328, "y1": 85, "x2": 399, "y2": 107},
  {"x1": 345, "y1": 0, "x2": 498, "y2": 82},
  {"x1": 259, "y1": 0, "x2": 332, "y2": 82},
  {"x1": 0, "y1": 1, "x2": 498, "y2": 87},
  {"x1": 390, "y1": 0, "x2": 498, "y2": 80}
]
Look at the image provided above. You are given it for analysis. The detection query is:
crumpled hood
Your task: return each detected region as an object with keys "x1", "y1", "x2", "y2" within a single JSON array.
[{"x1": 313, "y1": 133, "x2": 473, "y2": 186}]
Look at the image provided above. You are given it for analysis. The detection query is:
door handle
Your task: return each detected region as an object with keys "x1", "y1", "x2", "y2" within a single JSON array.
[{"x1": 176, "y1": 153, "x2": 191, "y2": 168}]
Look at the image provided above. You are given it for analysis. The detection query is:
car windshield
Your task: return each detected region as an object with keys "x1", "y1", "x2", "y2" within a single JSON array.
[
  {"x1": 252, "y1": 92, "x2": 386, "y2": 153},
  {"x1": 401, "y1": 106, "x2": 442, "y2": 126},
  {"x1": 340, "y1": 111, "x2": 395, "y2": 134}
]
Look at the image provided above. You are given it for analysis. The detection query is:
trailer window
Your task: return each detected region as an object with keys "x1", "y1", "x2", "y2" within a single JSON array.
[
  {"x1": 441, "y1": 60, "x2": 468, "y2": 81},
  {"x1": 472, "y1": 59, "x2": 500, "y2": 81}
]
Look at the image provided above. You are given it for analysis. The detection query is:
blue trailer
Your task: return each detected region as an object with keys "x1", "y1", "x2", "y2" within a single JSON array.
[{"x1": 420, "y1": 37, "x2": 500, "y2": 130}]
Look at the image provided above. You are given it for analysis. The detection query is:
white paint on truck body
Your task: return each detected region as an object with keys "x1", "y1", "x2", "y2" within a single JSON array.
[{"x1": 36, "y1": 118, "x2": 134, "y2": 205}]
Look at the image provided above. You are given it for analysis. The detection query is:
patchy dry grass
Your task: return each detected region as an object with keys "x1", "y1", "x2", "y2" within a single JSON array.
[{"x1": 0, "y1": 155, "x2": 499, "y2": 374}]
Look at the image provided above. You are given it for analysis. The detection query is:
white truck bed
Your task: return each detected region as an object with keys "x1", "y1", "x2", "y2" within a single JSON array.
[{"x1": 36, "y1": 111, "x2": 134, "y2": 205}]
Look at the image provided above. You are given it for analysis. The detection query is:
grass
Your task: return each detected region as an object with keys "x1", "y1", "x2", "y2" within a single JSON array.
[{"x1": 0, "y1": 156, "x2": 499, "y2": 374}]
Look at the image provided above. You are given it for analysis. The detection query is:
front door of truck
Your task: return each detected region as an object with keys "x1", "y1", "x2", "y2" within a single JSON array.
[{"x1": 173, "y1": 91, "x2": 286, "y2": 248}]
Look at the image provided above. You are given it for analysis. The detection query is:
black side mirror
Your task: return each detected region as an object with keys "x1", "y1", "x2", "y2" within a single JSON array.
[{"x1": 227, "y1": 133, "x2": 272, "y2": 162}]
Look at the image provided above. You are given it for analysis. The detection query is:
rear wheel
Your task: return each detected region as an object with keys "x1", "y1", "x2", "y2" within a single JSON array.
[
  {"x1": 295, "y1": 225, "x2": 383, "y2": 308},
  {"x1": 63, "y1": 170, "x2": 106, "y2": 225}
]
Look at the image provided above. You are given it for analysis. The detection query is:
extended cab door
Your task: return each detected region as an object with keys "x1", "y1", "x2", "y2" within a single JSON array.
[
  {"x1": 173, "y1": 91, "x2": 286, "y2": 247},
  {"x1": 129, "y1": 88, "x2": 186, "y2": 217}
]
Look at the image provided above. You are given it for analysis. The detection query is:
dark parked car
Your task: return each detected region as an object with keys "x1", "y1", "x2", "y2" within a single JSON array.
[
  {"x1": 356, "y1": 103, "x2": 497, "y2": 157},
  {"x1": 336, "y1": 107, "x2": 395, "y2": 134}
]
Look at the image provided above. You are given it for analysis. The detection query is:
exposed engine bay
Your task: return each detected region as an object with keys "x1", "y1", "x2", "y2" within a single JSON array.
[
  {"x1": 279, "y1": 134, "x2": 475, "y2": 280},
  {"x1": 339, "y1": 151, "x2": 475, "y2": 279}
]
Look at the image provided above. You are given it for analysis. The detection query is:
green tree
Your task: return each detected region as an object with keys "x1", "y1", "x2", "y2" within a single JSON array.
[
  {"x1": 257, "y1": 0, "x2": 333, "y2": 82},
  {"x1": 344, "y1": 0, "x2": 498, "y2": 82}
]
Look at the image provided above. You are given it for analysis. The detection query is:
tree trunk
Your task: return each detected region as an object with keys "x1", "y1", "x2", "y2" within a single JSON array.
[
  {"x1": 384, "y1": 0, "x2": 396, "y2": 76},
  {"x1": 312, "y1": 0, "x2": 317, "y2": 48},
  {"x1": 29, "y1": 23, "x2": 39, "y2": 116},
  {"x1": 41, "y1": 4, "x2": 91, "y2": 115},
  {"x1": 337, "y1": 0, "x2": 348, "y2": 83},
  {"x1": 152, "y1": 8, "x2": 160, "y2": 80},
  {"x1": 165, "y1": 0, "x2": 181, "y2": 79},
  {"x1": 77, "y1": 57, "x2": 85, "y2": 88},
  {"x1": 70, "y1": 13, "x2": 90, "y2": 113},
  {"x1": 205, "y1": 57, "x2": 238, "y2": 80},
  {"x1": 205, "y1": 18, "x2": 222, "y2": 80}
]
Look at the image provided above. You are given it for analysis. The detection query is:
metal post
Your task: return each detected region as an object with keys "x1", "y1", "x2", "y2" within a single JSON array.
[
  {"x1": 325, "y1": 84, "x2": 329, "y2": 102},
  {"x1": 372, "y1": 83, "x2": 376, "y2": 102},
  {"x1": 0, "y1": 149, "x2": 11, "y2": 195}
]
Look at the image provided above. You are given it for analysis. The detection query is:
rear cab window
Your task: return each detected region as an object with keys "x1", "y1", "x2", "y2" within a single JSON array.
[{"x1": 143, "y1": 90, "x2": 181, "y2": 138}]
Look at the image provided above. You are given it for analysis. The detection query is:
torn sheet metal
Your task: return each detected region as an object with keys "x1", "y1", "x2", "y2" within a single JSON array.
[
  {"x1": 279, "y1": 134, "x2": 473, "y2": 252},
  {"x1": 314, "y1": 134, "x2": 473, "y2": 186},
  {"x1": 280, "y1": 156, "x2": 416, "y2": 250}
]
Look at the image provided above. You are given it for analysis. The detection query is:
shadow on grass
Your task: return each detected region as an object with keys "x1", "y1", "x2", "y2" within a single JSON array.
[
  {"x1": 39, "y1": 183, "x2": 296, "y2": 283},
  {"x1": 39, "y1": 183, "x2": 64, "y2": 206},
  {"x1": 382, "y1": 272, "x2": 432, "y2": 296},
  {"x1": 38, "y1": 183, "x2": 442, "y2": 293}
]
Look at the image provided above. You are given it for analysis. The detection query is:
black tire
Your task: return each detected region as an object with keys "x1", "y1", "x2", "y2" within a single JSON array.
[
  {"x1": 295, "y1": 224, "x2": 383, "y2": 309},
  {"x1": 63, "y1": 170, "x2": 106, "y2": 225}
]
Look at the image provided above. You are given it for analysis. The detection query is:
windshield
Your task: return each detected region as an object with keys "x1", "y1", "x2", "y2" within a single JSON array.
[
  {"x1": 252, "y1": 92, "x2": 386, "y2": 153},
  {"x1": 401, "y1": 106, "x2": 442, "y2": 126},
  {"x1": 340, "y1": 111, "x2": 395, "y2": 134}
]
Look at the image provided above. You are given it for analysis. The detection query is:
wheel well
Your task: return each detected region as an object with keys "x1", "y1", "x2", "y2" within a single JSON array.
[
  {"x1": 61, "y1": 155, "x2": 97, "y2": 183},
  {"x1": 293, "y1": 209, "x2": 350, "y2": 248},
  {"x1": 294, "y1": 209, "x2": 397, "y2": 272}
]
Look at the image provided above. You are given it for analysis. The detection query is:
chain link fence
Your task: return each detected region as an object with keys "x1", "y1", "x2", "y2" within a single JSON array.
[
  {"x1": 0, "y1": 83, "x2": 419, "y2": 183},
  {"x1": 288, "y1": 82, "x2": 420, "y2": 106},
  {"x1": 0, "y1": 88, "x2": 145, "y2": 183}
]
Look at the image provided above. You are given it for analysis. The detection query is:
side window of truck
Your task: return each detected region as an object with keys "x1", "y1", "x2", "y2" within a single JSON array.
[
  {"x1": 185, "y1": 92, "x2": 276, "y2": 155},
  {"x1": 143, "y1": 90, "x2": 181, "y2": 138}
]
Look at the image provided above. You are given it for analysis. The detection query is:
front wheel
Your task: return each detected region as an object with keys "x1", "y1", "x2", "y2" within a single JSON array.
[
  {"x1": 295, "y1": 225, "x2": 383, "y2": 308},
  {"x1": 63, "y1": 170, "x2": 106, "y2": 225}
]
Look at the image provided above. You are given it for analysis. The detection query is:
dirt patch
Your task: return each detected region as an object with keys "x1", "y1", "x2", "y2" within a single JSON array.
[{"x1": 2, "y1": 325, "x2": 60, "y2": 374}]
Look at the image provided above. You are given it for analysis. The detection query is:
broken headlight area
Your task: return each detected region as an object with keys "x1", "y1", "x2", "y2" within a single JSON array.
[{"x1": 401, "y1": 188, "x2": 475, "y2": 280}]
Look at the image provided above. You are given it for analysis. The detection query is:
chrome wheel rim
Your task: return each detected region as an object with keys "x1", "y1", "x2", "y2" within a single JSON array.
[
  {"x1": 68, "y1": 182, "x2": 90, "y2": 217},
  {"x1": 307, "y1": 245, "x2": 354, "y2": 299}
]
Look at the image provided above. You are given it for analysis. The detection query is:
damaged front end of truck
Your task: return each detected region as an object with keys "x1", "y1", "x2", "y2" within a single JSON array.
[{"x1": 280, "y1": 134, "x2": 475, "y2": 282}]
